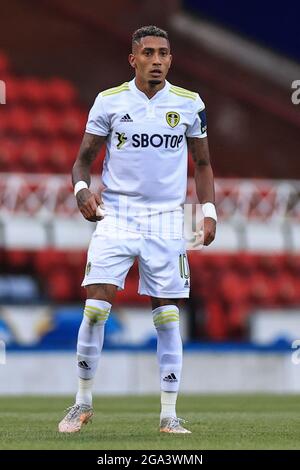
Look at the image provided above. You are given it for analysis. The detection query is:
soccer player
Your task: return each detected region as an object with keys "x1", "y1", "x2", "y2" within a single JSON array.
[{"x1": 58, "y1": 25, "x2": 216, "y2": 434}]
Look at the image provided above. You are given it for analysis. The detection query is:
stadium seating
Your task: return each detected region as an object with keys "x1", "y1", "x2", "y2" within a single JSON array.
[{"x1": 0, "y1": 55, "x2": 88, "y2": 174}]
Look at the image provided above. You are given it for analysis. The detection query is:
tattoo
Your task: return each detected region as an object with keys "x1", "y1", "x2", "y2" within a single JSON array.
[
  {"x1": 76, "y1": 187, "x2": 90, "y2": 207},
  {"x1": 72, "y1": 133, "x2": 105, "y2": 186},
  {"x1": 78, "y1": 133, "x2": 104, "y2": 165},
  {"x1": 187, "y1": 137, "x2": 210, "y2": 167}
]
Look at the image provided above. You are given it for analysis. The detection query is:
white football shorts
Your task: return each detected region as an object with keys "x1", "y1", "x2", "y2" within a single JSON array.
[{"x1": 81, "y1": 225, "x2": 190, "y2": 298}]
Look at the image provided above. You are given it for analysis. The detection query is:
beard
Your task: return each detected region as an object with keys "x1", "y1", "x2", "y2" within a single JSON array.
[{"x1": 148, "y1": 79, "x2": 162, "y2": 86}]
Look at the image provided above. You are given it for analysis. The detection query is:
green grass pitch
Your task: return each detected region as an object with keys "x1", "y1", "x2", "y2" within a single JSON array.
[{"x1": 1, "y1": 394, "x2": 300, "y2": 450}]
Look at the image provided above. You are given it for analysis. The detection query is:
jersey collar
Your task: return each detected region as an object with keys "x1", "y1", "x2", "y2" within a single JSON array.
[{"x1": 129, "y1": 78, "x2": 170, "y2": 102}]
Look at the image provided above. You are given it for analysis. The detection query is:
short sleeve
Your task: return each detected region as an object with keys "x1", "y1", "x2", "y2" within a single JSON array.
[
  {"x1": 85, "y1": 93, "x2": 110, "y2": 136},
  {"x1": 186, "y1": 94, "x2": 207, "y2": 138}
]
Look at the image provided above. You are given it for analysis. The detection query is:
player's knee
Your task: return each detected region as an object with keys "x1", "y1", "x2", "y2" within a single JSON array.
[
  {"x1": 86, "y1": 284, "x2": 117, "y2": 304},
  {"x1": 151, "y1": 298, "x2": 180, "y2": 310}
]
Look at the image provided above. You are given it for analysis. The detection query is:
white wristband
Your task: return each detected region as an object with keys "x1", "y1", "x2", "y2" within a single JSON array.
[
  {"x1": 74, "y1": 181, "x2": 88, "y2": 197},
  {"x1": 202, "y1": 202, "x2": 217, "y2": 222}
]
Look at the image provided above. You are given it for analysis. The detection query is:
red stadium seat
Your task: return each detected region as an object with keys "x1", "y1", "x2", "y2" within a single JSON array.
[
  {"x1": 31, "y1": 109, "x2": 58, "y2": 138},
  {"x1": 115, "y1": 279, "x2": 137, "y2": 305},
  {"x1": 20, "y1": 79, "x2": 47, "y2": 106},
  {"x1": 0, "y1": 146, "x2": 11, "y2": 172},
  {"x1": 248, "y1": 272, "x2": 275, "y2": 306},
  {"x1": 7, "y1": 108, "x2": 32, "y2": 136},
  {"x1": 256, "y1": 255, "x2": 283, "y2": 276},
  {"x1": 274, "y1": 273, "x2": 298, "y2": 305},
  {"x1": 231, "y1": 253, "x2": 256, "y2": 276},
  {"x1": 58, "y1": 109, "x2": 86, "y2": 138},
  {"x1": 6, "y1": 250, "x2": 31, "y2": 271},
  {"x1": 65, "y1": 142, "x2": 79, "y2": 169},
  {"x1": 47, "y1": 269, "x2": 74, "y2": 302},
  {"x1": 4, "y1": 78, "x2": 22, "y2": 104},
  {"x1": 286, "y1": 254, "x2": 300, "y2": 276},
  {"x1": 46, "y1": 78, "x2": 77, "y2": 108},
  {"x1": 0, "y1": 139, "x2": 19, "y2": 172},
  {"x1": 18, "y1": 140, "x2": 47, "y2": 173},
  {"x1": 189, "y1": 253, "x2": 215, "y2": 301},
  {"x1": 64, "y1": 251, "x2": 86, "y2": 285},
  {"x1": 219, "y1": 271, "x2": 249, "y2": 303},
  {"x1": 227, "y1": 303, "x2": 249, "y2": 336},
  {"x1": 208, "y1": 253, "x2": 232, "y2": 271},
  {"x1": 34, "y1": 249, "x2": 65, "y2": 275},
  {"x1": 205, "y1": 301, "x2": 228, "y2": 340},
  {"x1": 47, "y1": 141, "x2": 71, "y2": 173}
]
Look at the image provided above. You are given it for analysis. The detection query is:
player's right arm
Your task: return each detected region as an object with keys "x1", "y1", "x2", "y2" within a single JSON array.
[{"x1": 72, "y1": 132, "x2": 106, "y2": 222}]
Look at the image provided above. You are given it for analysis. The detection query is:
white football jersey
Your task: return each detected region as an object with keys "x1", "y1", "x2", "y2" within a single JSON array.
[{"x1": 86, "y1": 78, "x2": 207, "y2": 236}]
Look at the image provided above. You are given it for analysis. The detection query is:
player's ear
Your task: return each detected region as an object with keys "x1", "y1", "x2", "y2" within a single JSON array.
[
  {"x1": 168, "y1": 54, "x2": 172, "y2": 69},
  {"x1": 128, "y1": 53, "x2": 136, "y2": 69}
]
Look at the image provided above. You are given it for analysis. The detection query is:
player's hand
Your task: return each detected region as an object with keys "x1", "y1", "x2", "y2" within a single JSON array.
[
  {"x1": 203, "y1": 217, "x2": 216, "y2": 246},
  {"x1": 76, "y1": 188, "x2": 105, "y2": 222}
]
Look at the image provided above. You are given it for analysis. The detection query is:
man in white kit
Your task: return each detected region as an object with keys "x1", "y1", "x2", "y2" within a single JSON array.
[{"x1": 58, "y1": 25, "x2": 217, "y2": 434}]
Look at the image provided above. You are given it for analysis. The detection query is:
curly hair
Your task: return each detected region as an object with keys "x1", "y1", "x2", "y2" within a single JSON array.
[{"x1": 132, "y1": 25, "x2": 169, "y2": 46}]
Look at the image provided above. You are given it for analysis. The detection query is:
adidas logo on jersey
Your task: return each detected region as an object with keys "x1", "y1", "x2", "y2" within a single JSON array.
[
  {"x1": 163, "y1": 373, "x2": 178, "y2": 383},
  {"x1": 120, "y1": 113, "x2": 133, "y2": 122}
]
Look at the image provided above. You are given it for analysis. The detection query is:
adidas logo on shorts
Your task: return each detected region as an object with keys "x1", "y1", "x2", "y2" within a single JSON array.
[{"x1": 163, "y1": 373, "x2": 178, "y2": 383}]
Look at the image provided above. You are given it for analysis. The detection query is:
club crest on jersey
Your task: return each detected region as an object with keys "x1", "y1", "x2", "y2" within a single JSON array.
[{"x1": 166, "y1": 111, "x2": 180, "y2": 128}]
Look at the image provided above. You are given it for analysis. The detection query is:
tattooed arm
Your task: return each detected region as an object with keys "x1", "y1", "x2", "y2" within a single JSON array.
[
  {"x1": 72, "y1": 132, "x2": 106, "y2": 222},
  {"x1": 187, "y1": 136, "x2": 216, "y2": 246}
]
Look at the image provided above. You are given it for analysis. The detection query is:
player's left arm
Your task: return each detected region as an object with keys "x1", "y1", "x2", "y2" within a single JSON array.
[{"x1": 187, "y1": 136, "x2": 216, "y2": 246}]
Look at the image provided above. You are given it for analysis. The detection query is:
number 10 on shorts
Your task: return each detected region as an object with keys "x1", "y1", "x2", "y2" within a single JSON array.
[{"x1": 179, "y1": 254, "x2": 189, "y2": 279}]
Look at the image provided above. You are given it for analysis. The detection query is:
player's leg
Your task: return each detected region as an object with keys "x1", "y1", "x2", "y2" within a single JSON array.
[
  {"x1": 58, "y1": 230, "x2": 136, "y2": 433},
  {"x1": 151, "y1": 296, "x2": 190, "y2": 433},
  {"x1": 75, "y1": 283, "x2": 117, "y2": 406},
  {"x1": 151, "y1": 296, "x2": 182, "y2": 420},
  {"x1": 58, "y1": 283, "x2": 117, "y2": 433},
  {"x1": 138, "y1": 236, "x2": 191, "y2": 433}
]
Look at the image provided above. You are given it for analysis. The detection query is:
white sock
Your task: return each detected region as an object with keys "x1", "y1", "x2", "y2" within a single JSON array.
[
  {"x1": 153, "y1": 305, "x2": 182, "y2": 392},
  {"x1": 153, "y1": 305, "x2": 182, "y2": 420},
  {"x1": 160, "y1": 391, "x2": 178, "y2": 420},
  {"x1": 76, "y1": 299, "x2": 111, "y2": 405},
  {"x1": 76, "y1": 377, "x2": 93, "y2": 406}
]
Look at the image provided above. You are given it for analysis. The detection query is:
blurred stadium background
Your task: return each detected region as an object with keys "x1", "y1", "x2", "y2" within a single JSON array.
[{"x1": 0, "y1": 0, "x2": 300, "y2": 397}]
